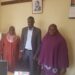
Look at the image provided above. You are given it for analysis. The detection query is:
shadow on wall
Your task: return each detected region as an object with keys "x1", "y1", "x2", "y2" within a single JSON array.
[
  {"x1": 37, "y1": 20, "x2": 47, "y2": 38},
  {"x1": 59, "y1": 28, "x2": 74, "y2": 68}
]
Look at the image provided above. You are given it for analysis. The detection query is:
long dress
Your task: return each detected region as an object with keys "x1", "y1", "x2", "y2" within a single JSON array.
[
  {"x1": 2, "y1": 34, "x2": 20, "y2": 71},
  {"x1": 39, "y1": 33, "x2": 69, "y2": 75},
  {"x1": 0, "y1": 41, "x2": 2, "y2": 59}
]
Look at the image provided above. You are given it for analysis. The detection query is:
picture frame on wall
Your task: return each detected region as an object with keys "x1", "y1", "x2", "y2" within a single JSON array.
[
  {"x1": 69, "y1": 0, "x2": 75, "y2": 18},
  {"x1": 32, "y1": 0, "x2": 43, "y2": 14},
  {"x1": 71, "y1": 0, "x2": 75, "y2": 6},
  {"x1": 1, "y1": 0, "x2": 32, "y2": 5}
]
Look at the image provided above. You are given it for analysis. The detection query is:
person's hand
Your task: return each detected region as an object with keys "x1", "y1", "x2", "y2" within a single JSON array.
[
  {"x1": 60, "y1": 69, "x2": 66, "y2": 75},
  {"x1": 19, "y1": 53, "x2": 22, "y2": 60},
  {"x1": 38, "y1": 60, "x2": 41, "y2": 65},
  {"x1": 19, "y1": 50, "x2": 23, "y2": 60},
  {"x1": 60, "y1": 72, "x2": 65, "y2": 75},
  {"x1": 33, "y1": 54, "x2": 38, "y2": 61},
  {"x1": 33, "y1": 55, "x2": 36, "y2": 61}
]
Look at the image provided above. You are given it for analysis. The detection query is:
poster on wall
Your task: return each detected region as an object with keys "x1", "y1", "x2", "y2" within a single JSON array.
[
  {"x1": 69, "y1": 0, "x2": 75, "y2": 18},
  {"x1": 32, "y1": 0, "x2": 43, "y2": 14},
  {"x1": 71, "y1": 0, "x2": 75, "y2": 5}
]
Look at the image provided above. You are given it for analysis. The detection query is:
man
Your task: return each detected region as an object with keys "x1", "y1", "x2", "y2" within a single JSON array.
[{"x1": 20, "y1": 16, "x2": 41, "y2": 75}]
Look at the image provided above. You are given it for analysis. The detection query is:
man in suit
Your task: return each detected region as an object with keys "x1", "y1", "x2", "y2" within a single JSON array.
[{"x1": 20, "y1": 16, "x2": 41, "y2": 75}]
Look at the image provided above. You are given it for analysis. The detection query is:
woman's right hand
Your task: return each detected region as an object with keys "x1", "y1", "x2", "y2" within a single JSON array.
[{"x1": 60, "y1": 69, "x2": 66, "y2": 75}]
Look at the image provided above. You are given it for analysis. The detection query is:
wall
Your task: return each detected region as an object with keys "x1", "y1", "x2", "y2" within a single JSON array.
[
  {"x1": 0, "y1": 1, "x2": 1, "y2": 31},
  {"x1": 0, "y1": 0, "x2": 75, "y2": 75}
]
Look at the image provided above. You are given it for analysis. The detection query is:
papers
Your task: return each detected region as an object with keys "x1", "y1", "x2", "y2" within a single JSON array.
[{"x1": 14, "y1": 71, "x2": 30, "y2": 75}]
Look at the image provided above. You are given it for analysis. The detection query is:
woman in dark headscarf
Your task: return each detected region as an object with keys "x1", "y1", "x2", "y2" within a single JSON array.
[{"x1": 39, "y1": 24, "x2": 69, "y2": 75}]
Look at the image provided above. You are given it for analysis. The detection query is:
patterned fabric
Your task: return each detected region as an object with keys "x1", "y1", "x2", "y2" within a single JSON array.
[
  {"x1": 43, "y1": 65, "x2": 58, "y2": 74},
  {"x1": 41, "y1": 65, "x2": 59, "y2": 75},
  {"x1": 2, "y1": 34, "x2": 20, "y2": 71}
]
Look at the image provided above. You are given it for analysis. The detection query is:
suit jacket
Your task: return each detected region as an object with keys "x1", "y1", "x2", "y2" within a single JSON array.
[{"x1": 20, "y1": 26, "x2": 41, "y2": 55}]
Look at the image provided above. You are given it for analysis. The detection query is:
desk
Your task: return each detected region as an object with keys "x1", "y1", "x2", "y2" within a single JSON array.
[{"x1": 0, "y1": 60, "x2": 7, "y2": 75}]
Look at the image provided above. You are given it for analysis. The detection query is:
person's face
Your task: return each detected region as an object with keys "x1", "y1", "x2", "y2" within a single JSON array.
[
  {"x1": 48, "y1": 25, "x2": 57, "y2": 36},
  {"x1": 28, "y1": 18, "x2": 34, "y2": 29},
  {"x1": 35, "y1": 1, "x2": 39, "y2": 7},
  {"x1": 9, "y1": 27, "x2": 15, "y2": 35}
]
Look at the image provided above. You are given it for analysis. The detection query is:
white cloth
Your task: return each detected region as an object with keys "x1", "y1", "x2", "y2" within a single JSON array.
[
  {"x1": 6, "y1": 33, "x2": 16, "y2": 43},
  {"x1": 25, "y1": 29, "x2": 33, "y2": 50},
  {"x1": 14, "y1": 71, "x2": 29, "y2": 75}
]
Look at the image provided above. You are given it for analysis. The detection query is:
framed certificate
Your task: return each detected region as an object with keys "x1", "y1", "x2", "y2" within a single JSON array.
[{"x1": 69, "y1": 0, "x2": 75, "y2": 18}]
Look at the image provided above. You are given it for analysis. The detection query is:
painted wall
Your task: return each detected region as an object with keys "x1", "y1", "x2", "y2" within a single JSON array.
[
  {"x1": 0, "y1": 1, "x2": 1, "y2": 31},
  {"x1": 0, "y1": 0, "x2": 75, "y2": 75}
]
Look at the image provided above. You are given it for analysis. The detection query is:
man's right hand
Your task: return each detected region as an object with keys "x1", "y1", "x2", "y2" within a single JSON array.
[{"x1": 19, "y1": 50, "x2": 24, "y2": 59}]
